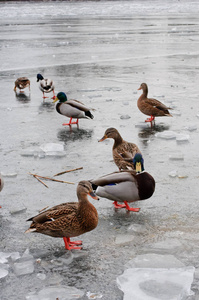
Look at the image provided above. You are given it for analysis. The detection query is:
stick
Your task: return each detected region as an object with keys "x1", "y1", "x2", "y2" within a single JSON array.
[
  {"x1": 30, "y1": 173, "x2": 74, "y2": 185},
  {"x1": 39, "y1": 206, "x2": 49, "y2": 212},
  {"x1": 54, "y1": 167, "x2": 83, "y2": 177},
  {"x1": 33, "y1": 175, "x2": 49, "y2": 188}
]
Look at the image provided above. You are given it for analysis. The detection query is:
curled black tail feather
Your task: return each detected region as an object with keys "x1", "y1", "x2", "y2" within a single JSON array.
[{"x1": 85, "y1": 111, "x2": 94, "y2": 119}]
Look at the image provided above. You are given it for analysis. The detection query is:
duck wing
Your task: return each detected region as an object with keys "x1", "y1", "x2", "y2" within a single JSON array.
[
  {"x1": 27, "y1": 202, "x2": 78, "y2": 224},
  {"x1": 146, "y1": 98, "x2": 171, "y2": 111}
]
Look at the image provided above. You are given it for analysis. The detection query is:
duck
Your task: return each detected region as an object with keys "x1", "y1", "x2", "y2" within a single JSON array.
[
  {"x1": 137, "y1": 83, "x2": 172, "y2": 122},
  {"x1": 36, "y1": 73, "x2": 55, "y2": 100},
  {"x1": 0, "y1": 173, "x2": 4, "y2": 208},
  {"x1": 14, "y1": 77, "x2": 30, "y2": 92},
  {"x1": 98, "y1": 127, "x2": 141, "y2": 171},
  {"x1": 90, "y1": 153, "x2": 155, "y2": 211},
  {"x1": 25, "y1": 181, "x2": 99, "y2": 250},
  {"x1": 53, "y1": 92, "x2": 94, "y2": 126}
]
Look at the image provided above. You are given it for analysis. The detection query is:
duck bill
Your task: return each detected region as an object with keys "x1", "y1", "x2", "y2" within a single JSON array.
[
  {"x1": 98, "y1": 135, "x2": 107, "y2": 142},
  {"x1": 53, "y1": 97, "x2": 59, "y2": 103},
  {"x1": 135, "y1": 162, "x2": 142, "y2": 173},
  {"x1": 137, "y1": 86, "x2": 142, "y2": 90},
  {"x1": 89, "y1": 191, "x2": 99, "y2": 200}
]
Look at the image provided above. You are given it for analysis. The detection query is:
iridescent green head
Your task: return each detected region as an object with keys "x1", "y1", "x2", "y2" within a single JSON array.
[
  {"x1": 133, "y1": 153, "x2": 144, "y2": 173},
  {"x1": 54, "y1": 92, "x2": 67, "y2": 103}
]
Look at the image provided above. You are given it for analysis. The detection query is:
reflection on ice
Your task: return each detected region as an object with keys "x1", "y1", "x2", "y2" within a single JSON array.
[{"x1": 117, "y1": 266, "x2": 195, "y2": 300}]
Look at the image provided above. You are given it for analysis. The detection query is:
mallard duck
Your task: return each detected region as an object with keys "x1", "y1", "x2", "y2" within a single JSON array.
[
  {"x1": 14, "y1": 77, "x2": 30, "y2": 92},
  {"x1": 36, "y1": 73, "x2": 55, "y2": 100},
  {"x1": 98, "y1": 127, "x2": 141, "y2": 171},
  {"x1": 0, "y1": 173, "x2": 4, "y2": 208},
  {"x1": 53, "y1": 92, "x2": 94, "y2": 126},
  {"x1": 25, "y1": 181, "x2": 99, "y2": 250},
  {"x1": 90, "y1": 153, "x2": 155, "y2": 211},
  {"x1": 137, "y1": 83, "x2": 172, "y2": 122}
]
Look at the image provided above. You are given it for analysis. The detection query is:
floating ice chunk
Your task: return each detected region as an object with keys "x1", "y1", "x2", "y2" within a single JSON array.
[
  {"x1": 169, "y1": 154, "x2": 184, "y2": 161},
  {"x1": 14, "y1": 259, "x2": 34, "y2": 276},
  {"x1": 21, "y1": 148, "x2": 39, "y2": 157},
  {"x1": 10, "y1": 204, "x2": 27, "y2": 215},
  {"x1": 155, "y1": 131, "x2": 176, "y2": 140},
  {"x1": 0, "y1": 252, "x2": 20, "y2": 263},
  {"x1": 168, "y1": 170, "x2": 178, "y2": 177},
  {"x1": 86, "y1": 291, "x2": 103, "y2": 299},
  {"x1": 1, "y1": 172, "x2": 17, "y2": 177},
  {"x1": 120, "y1": 114, "x2": 131, "y2": 120},
  {"x1": 184, "y1": 124, "x2": 197, "y2": 132},
  {"x1": 40, "y1": 143, "x2": 66, "y2": 157},
  {"x1": 135, "y1": 122, "x2": 150, "y2": 128},
  {"x1": 14, "y1": 249, "x2": 34, "y2": 276},
  {"x1": 176, "y1": 134, "x2": 190, "y2": 143},
  {"x1": 115, "y1": 234, "x2": 135, "y2": 245},
  {"x1": 26, "y1": 286, "x2": 84, "y2": 300},
  {"x1": 126, "y1": 254, "x2": 185, "y2": 269},
  {"x1": 36, "y1": 273, "x2": 46, "y2": 280},
  {"x1": 117, "y1": 267, "x2": 195, "y2": 300},
  {"x1": 0, "y1": 268, "x2": 8, "y2": 279},
  {"x1": 127, "y1": 224, "x2": 146, "y2": 234}
]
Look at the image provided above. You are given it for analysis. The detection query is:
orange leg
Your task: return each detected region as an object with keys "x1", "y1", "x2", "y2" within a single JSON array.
[
  {"x1": 51, "y1": 90, "x2": 56, "y2": 100},
  {"x1": 63, "y1": 237, "x2": 82, "y2": 250},
  {"x1": 145, "y1": 115, "x2": 155, "y2": 122},
  {"x1": 63, "y1": 118, "x2": 79, "y2": 126},
  {"x1": 113, "y1": 201, "x2": 126, "y2": 209}
]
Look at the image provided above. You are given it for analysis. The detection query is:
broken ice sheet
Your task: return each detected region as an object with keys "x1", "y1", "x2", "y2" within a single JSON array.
[
  {"x1": 40, "y1": 143, "x2": 66, "y2": 157},
  {"x1": 25, "y1": 286, "x2": 84, "y2": 300},
  {"x1": 155, "y1": 131, "x2": 176, "y2": 140},
  {"x1": 86, "y1": 291, "x2": 103, "y2": 299},
  {"x1": 0, "y1": 268, "x2": 8, "y2": 279},
  {"x1": 117, "y1": 267, "x2": 195, "y2": 300},
  {"x1": 176, "y1": 134, "x2": 190, "y2": 143}
]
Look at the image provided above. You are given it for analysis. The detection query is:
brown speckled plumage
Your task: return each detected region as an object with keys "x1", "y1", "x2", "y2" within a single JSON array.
[
  {"x1": 14, "y1": 77, "x2": 30, "y2": 92},
  {"x1": 26, "y1": 181, "x2": 98, "y2": 245},
  {"x1": 137, "y1": 83, "x2": 172, "y2": 119},
  {"x1": 98, "y1": 128, "x2": 141, "y2": 170}
]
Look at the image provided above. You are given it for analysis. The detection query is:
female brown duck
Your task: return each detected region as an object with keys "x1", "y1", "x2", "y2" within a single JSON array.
[
  {"x1": 98, "y1": 127, "x2": 141, "y2": 171},
  {"x1": 25, "y1": 181, "x2": 99, "y2": 250},
  {"x1": 137, "y1": 83, "x2": 172, "y2": 122}
]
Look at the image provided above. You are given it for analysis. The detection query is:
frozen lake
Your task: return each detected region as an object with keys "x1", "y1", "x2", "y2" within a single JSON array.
[{"x1": 0, "y1": 1, "x2": 199, "y2": 299}]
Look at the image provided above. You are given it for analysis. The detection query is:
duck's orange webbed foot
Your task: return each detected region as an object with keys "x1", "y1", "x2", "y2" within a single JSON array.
[
  {"x1": 124, "y1": 201, "x2": 140, "y2": 212},
  {"x1": 113, "y1": 201, "x2": 126, "y2": 209},
  {"x1": 63, "y1": 237, "x2": 82, "y2": 250},
  {"x1": 145, "y1": 115, "x2": 155, "y2": 122}
]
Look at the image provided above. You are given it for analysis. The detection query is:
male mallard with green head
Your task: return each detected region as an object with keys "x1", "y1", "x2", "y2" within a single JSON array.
[
  {"x1": 90, "y1": 153, "x2": 155, "y2": 211},
  {"x1": 53, "y1": 92, "x2": 94, "y2": 126},
  {"x1": 37, "y1": 73, "x2": 55, "y2": 100}
]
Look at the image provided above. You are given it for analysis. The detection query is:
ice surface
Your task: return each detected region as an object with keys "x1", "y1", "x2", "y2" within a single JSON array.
[
  {"x1": 184, "y1": 124, "x2": 197, "y2": 132},
  {"x1": 135, "y1": 122, "x2": 151, "y2": 128},
  {"x1": 176, "y1": 134, "x2": 190, "y2": 143},
  {"x1": 168, "y1": 170, "x2": 178, "y2": 177},
  {"x1": 0, "y1": 251, "x2": 20, "y2": 263},
  {"x1": 169, "y1": 154, "x2": 184, "y2": 160},
  {"x1": 155, "y1": 131, "x2": 176, "y2": 140},
  {"x1": 86, "y1": 291, "x2": 103, "y2": 299},
  {"x1": 40, "y1": 143, "x2": 66, "y2": 157},
  {"x1": 25, "y1": 286, "x2": 84, "y2": 300},
  {"x1": 13, "y1": 249, "x2": 34, "y2": 276},
  {"x1": 0, "y1": 268, "x2": 8, "y2": 279},
  {"x1": 120, "y1": 114, "x2": 131, "y2": 120},
  {"x1": 117, "y1": 267, "x2": 195, "y2": 300},
  {"x1": 126, "y1": 254, "x2": 185, "y2": 269},
  {"x1": 115, "y1": 234, "x2": 135, "y2": 245}
]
